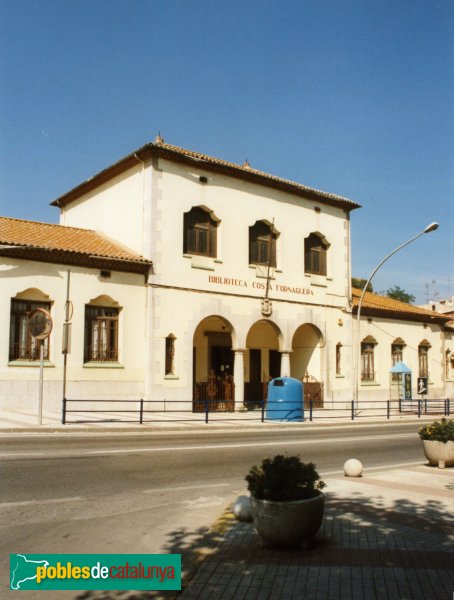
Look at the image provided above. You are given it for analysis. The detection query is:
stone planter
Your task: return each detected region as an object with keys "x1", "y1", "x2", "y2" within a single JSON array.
[
  {"x1": 250, "y1": 491, "x2": 324, "y2": 548},
  {"x1": 423, "y1": 440, "x2": 454, "y2": 468}
]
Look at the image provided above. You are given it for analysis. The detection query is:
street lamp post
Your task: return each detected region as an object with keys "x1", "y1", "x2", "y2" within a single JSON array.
[{"x1": 353, "y1": 222, "x2": 439, "y2": 411}]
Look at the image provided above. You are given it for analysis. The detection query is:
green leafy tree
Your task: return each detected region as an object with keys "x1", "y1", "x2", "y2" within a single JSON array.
[
  {"x1": 352, "y1": 278, "x2": 373, "y2": 292},
  {"x1": 383, "y1": 285, "x2": 415, "y2": 304}
]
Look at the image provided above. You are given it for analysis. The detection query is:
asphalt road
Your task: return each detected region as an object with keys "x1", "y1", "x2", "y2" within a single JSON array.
[{"x1": 1, "y1": 422, "x2": 424, "y2": 599}]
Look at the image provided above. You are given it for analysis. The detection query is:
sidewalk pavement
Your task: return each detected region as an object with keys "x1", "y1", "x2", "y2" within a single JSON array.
[
  {"x1": 0, "y1": 406, "x2": 443, "y2": 433},
  {"x1": 176, "y1": 463, "x2": 453, "y2": 600},
  {"x1": 2, "y1": 407, "x2": 453, "y2": 599}
]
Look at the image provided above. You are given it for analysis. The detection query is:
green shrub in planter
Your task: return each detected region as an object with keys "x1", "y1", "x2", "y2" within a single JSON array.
[
  {"x1": 418, "y1": 418, "x2": 454, "y2": 443},
  {"x1": 246, "y1": 454, "x2": 326, "y2": 501}
]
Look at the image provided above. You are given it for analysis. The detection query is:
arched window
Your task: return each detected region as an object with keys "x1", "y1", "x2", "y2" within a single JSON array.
[
  {"x1": 418, "y1": 340, "x2": 431, "y2": 378},
  {"x1": 183, "y1": 207, "x2": 218, "y2": 257},
  {"x1": 249, "y1": 220, "x2": 278, "y2": 266},
  {"x1": 336, "y1": 342, "x2": 342, "y2": 375},
  {"x1": 361, "y1": 335, "x2": 377, "y2": 382},
  {"x1": 9, "y1": 289, "x2": 52, "y2": 361},
  {"x1": 445, "y1": 349, "x2": 451, "y2": 379},
  {"x1": 304, "y1": 233, "x2": 328, "y2": 276},
  {"x1": 84, "y1": 295, "x2": 121, "y2": 363},
  {"x1": 165, "y1": 334, "x2": 176, "y2": 376},
  {"x1": 391, "y1": 337, "x2": 406, "y2": 380}
]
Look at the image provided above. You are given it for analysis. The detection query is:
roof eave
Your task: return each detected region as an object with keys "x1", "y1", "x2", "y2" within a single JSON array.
[
  {"x1": 51, "y1": 143, "x2": 361, "y2": 212},
  {"x1": 353, "y1": 305, "x2": 450, "y2": 325},
  {"x1": 0, "y1": 246, "x2": 152, "y2": 275}
]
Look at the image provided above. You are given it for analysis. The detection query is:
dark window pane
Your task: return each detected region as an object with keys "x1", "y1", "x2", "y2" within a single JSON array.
[
  {"x1": 183, "y1": 207, "x2": 217, "y2": 257},
  {"x1": 9, "y1": 299, "x2": 51, "y2": 361}
]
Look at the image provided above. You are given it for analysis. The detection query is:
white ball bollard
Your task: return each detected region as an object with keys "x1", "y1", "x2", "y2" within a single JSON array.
[
  {"x1": 343, "y1": 458, "x2": 363, "y2": 477},
  {"x1": 232, "y1": 495, "x2": 253, "y2": 522}
]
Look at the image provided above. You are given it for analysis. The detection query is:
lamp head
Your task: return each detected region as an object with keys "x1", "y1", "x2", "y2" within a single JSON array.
[{"x1": 424, "y1": 222, "x2": 439, "y2": 233}]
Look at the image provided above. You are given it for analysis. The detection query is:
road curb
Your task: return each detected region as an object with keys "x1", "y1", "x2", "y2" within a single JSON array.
[{"x1": 0, "y1": 415, "x2": 439, "y2": 435}]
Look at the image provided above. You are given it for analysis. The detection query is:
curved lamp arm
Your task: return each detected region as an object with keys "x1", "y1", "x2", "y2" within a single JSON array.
[{"x1": 353, "y1": 222, "x2": 439, "y2": 409}]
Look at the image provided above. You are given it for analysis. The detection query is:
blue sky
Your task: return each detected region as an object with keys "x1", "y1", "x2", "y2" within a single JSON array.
[{"x1": 1, "y1": 0, "x2": 452, "y2": 303}]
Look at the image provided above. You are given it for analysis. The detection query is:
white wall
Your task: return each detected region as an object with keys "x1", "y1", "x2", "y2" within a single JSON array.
[
  {"x1": 151, "y1": 159, "x2": 351, "y2": 310},
  {"x1": 0, "y1": 257, "x2": 147, "y2": 412},
  {"x1": 358, "y1": 315, "x2": 446, "y2": 402},
  {"x1": 60, "y1": 162, "x2": 146, "y2": 256}
]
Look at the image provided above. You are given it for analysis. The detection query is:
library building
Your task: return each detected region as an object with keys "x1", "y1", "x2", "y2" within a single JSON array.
[{"x1": 1, "y1": 138, "x2": 452, "y2": 415}]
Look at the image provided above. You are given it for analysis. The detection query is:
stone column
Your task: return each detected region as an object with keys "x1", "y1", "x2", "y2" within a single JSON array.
[
  {"x1": 233, "y1": 349, "x2": 246, "y2": 411},
  {"x1": 280, "y1": 351, "x2": 292, "y2": 377}
]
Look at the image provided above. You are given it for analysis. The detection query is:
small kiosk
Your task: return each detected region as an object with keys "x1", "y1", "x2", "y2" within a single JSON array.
[{"x1": 389, "y1": 361, "x2": 413, "y2": 412}]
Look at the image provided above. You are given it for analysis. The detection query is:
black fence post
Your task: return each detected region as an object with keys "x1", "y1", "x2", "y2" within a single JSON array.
[
  {"x1": 205, "y1": 398, "x2": 209, "y2": 424},
  {"x1": 261, "y1": 398, "x2": 265, "y2": 423},
  {"x1": 139, "y1": 399, "x2": 144, "y2": 424},
  {"x1": 309, "y1": 400, "x2": 313, "y2": 422},
  {"x1": 351, "y1": 400, "x2": 355, "y2": 420},
  {"x1": 398, "y1": 398, "x2": 402, "y2": 413},
  {"x1": 387, "y1": 399, "x2": 390, "y2": 420},
  {"x1": 417, "y1": 399, "x2": 421, "y2": 418},
  {"x1": 448, "y1": 398, "x2": 451, "y2": 416},
  {"x1": 62, "y1": 398, "x2": 66, "y2": 425}
]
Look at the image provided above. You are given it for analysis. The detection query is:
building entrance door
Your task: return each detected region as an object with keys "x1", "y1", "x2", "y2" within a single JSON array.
[
  {"x1": 210, "y1": 345, "x2": 233, "y2": 377},
  {"x1": 245, "y1": 349, "x2": 262, "y2": 407}
]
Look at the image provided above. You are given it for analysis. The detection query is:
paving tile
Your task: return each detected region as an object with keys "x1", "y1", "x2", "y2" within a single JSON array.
[{"x1": 178, "y1": 465, "x2": 454, "y2": 600}]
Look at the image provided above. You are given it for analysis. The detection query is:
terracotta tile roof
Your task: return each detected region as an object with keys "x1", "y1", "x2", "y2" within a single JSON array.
[
  {"x1": 352, "y1": 288, "x2": 450, "y2": 323},
  {"x1": 52, "y1": 140, "x2": 361, "y2": 211},
  {"x1": 0, "y1": 216, "x2": 151, "y2": 273},
  {"x1": 157, "y1": 141, "x2": 359, "y2": 206}
]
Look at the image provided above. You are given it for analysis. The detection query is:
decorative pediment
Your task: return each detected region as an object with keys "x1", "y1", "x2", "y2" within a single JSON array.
[
  {"x1": 307, "y1": 231, "x2": 330, "y2": 248},
  {"x1": 362, "y1": 335, "x2": 377, "y2": 345},
  {"x1": 14, "y1": 288, "x2": 51, "y2": 302},
  {"x1": 87, "y1": 294, "x2": 119, "y2": 307}
]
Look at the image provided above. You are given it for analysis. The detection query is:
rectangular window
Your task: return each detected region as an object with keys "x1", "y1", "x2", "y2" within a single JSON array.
[
  {"x1": 249, "y1": 225, "x2": 276, "y2": 267},
  {"x1": 9, "y1": 300, "x2": 50, "y2": 361},
  {"x1": 165, "y1": 335, "x2": 175, "y2": 375},
  {"x1": 304, "y1": 234, "x2": 327, "y2": 276},
  {"x1": 336, "y1": 343, "x2": 342, "y2": 375},
  {"x1": 391, "y1": 344, "x2": 404, "y2": 381},
  {"x1": 84, "y1": 306, "x2": 119, "y2": 362},
  {"x1": 418, "y1": 346, "x2": 429, "y2": 378},
  {"x1": 361, "y1": 343, "x2": 375, "y2": 381},
  {"x1": 184, "y1": 208, "x2": 217, "y2": 257}
]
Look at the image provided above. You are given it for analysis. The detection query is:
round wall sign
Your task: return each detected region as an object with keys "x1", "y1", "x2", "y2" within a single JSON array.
[{"x1": 28, "y1": 309, "x2": 53, "y2": 340}]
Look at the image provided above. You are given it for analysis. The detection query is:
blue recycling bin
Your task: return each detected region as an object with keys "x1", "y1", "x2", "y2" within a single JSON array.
[{"x1": 266, "y1": 377, "x2": 304, "y2": 422}]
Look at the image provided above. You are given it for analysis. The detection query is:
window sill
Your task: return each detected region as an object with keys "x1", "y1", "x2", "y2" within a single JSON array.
[
  {"x1": 8, "y1": 361, "x2": 55, "y2": 368},
  {"x1": 164, "y1": 374, "x2": 179, "y2": 380},
  {"x1": 249, "y1": 264, "x2": 277, "y2": 279},
  {"x1": 305, "y1": 273, "x2": 328, "y2": 287},
  {"x1": 360, "y1": 381, "x2": 380, "y2": 386},
  {"x1": 335, "y1": 374, "x2": 345, "y2": 379},
  {"x1": 184, "y1": 254, "x2": 217, "y2": 271},
  {"x1": 83, "y1": 363, "x2": 124, "y2": 369}
]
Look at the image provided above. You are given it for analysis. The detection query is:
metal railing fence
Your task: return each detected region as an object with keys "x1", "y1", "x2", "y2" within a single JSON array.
[{"x1": 61, "y1": 397, "x2": 451, "y2": 425}]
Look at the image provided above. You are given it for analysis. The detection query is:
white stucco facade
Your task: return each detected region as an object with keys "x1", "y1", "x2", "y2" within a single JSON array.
[
  {"x1": 59, "y1": 149, "x2": 356, "y2": 409},
  {"x1": 1, "y1": 141, "x2": 451, "y2": 416},
  {"x1": 0, "y1": 257, "x2": 147, "y2": 412}
]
